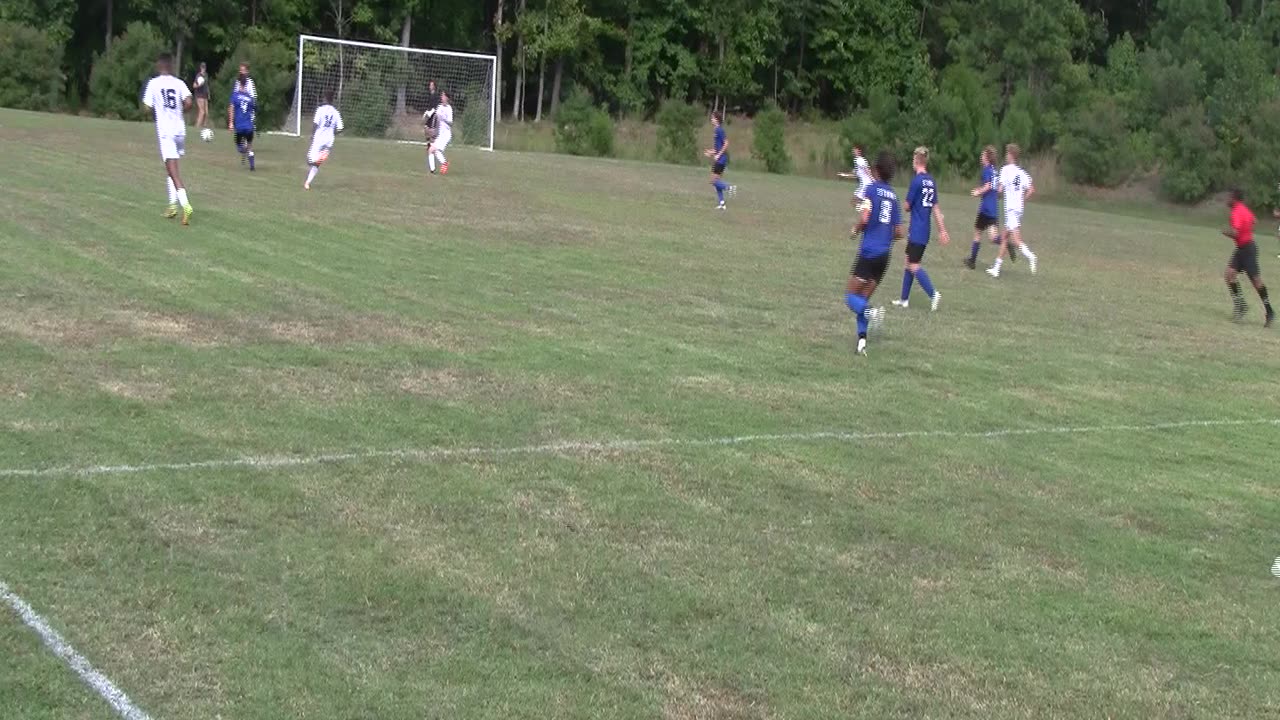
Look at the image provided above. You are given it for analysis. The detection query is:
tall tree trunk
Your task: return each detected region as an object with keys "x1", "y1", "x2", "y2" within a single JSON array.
[
  {"x1": 175, "y1": 36, "x2": 185, "y2": 77},
  {"x1": 510, "y1": 0, "x2": 526, "y2": 119},
  {"x1": 104, "y1": 0, "x2": 112, "y2": 49},
  {"x1": 252, "y1": 0, "x2": 257, "y2": 25},
  {"x1": 396, "y1": 13, "x2": 411, "y2": 115},
  {"x1": 494, "y1": 0, "x2": 504, "y2": 122},
  {"x1": 549, "y1": 56, "x2": 564, "y2": 117},
  {"x1": 534, "y1": 53, "x2": 546, "y2": 122}
]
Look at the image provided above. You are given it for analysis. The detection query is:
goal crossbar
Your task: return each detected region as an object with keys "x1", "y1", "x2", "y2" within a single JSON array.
[{"x1": 290, "y1": 34, "x2": 497, "y2": 151}]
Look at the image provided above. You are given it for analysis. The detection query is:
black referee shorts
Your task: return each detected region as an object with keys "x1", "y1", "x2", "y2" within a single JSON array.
[
  {"x1": 1229, "y1": 241, "x2": 1261, "y2": 280},
  {"x1": 852, "y1": 253, "x2": 890, "y2": 284}
]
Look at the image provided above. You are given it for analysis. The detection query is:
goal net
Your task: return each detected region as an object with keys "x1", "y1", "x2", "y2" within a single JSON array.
[{"x1": 286, "y1": 34, "x2": 496, "y2": 150}]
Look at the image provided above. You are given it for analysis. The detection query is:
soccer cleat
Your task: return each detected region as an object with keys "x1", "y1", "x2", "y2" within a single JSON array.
[
  {"x1": 963, "y1": 257, "x2": 976, "y2": 270},
  {"x1": 727, "y1": 185, "x2": 738, "y2": 198},
  {"x1": 986, "y1": 266, "x2": 1000, "y2": 278},
  {"x1": 930, "y1": 292, "x2": 941, "y2": 312},
  {"x1": 856, "y1": 337, "x2": 868, "y2": 356},
  {"x1": 181, "y1": 204, "x2": 193, "y2": 226},
  {"x1": 716, "y1": 202, "x2": 727, "y2": 210},
  {"x1": 1272, "y1": 556, "x2": 1280, "y2": 577},
  {"x1": 1266, "y1": 309, "x2": 1275, "y2": 328},
  {"x1": 304, "y1": 182, "x2": 311, "y2": 190},
  {"x1": 891, "y1": 299, "x2": 909, "y2": 309},
  {"x1": 1232, "y1": 302, "x2": 1248, "y2": 322},
  {"x1": 441, "y1": 161, "x2": 449, "y2": 175},
  {"x1": 163, "y1": 204, "x2": 178, "y2": 219}
]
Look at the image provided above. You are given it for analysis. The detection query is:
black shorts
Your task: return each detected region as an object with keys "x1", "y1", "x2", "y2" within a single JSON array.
[
  {"x1": 905, "y1": 243, "x2": 927, "y2": 264},
  {"x1": 852, "y1": 253, "x2": 890, "y2": 284},
  {"x1": 975, "y1": 212, "x2": 997, "y2": 231},
  {"x1": 234, "y1": 130, "x2": 255, "y2": 146},
  {"x1": 1230, "y1": 241, "x2": 1261, "y2": 279},
  {"x1": 712, "y1": 161, "x2": 727, "y2": 175}
]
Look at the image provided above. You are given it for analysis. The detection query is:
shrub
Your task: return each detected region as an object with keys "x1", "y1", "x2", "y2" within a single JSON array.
[
  {"x1": 553, "y1": 88, "x2": 614, "y2": 157},
  {"x1": 89, "y1": 22, "x2": 167, "y2": 120},
  {"x1": 1238, "y1": 98, "x2": 1280, "y2": 212},
  {"x1": 1059, "y1": 97, "x2": 1135, "y2": 188},
  {"x1": 655, "y1": 99, "x2": 703, "y2": 165},
  {"x1": 213, "y1": 34, "x2": 296, "y2": 129},
  {"x1": 0, "y1": 22, "x2": 64, "y2": 111},
  {"x1": 751, "y1": 102, "x2": 790, "y2": 173},
  {"x1": 836, "y1": 112, "x2": 884, "y2": 168},
  {"x1": 1001, "y1": 88, "x2": 1035, "y2": 153},
  {"x1": 343, "y1": 67, "x2": 393, "y2": 137},
  {"x1": 458, "y1": 82, "x2": 493, "y2": 146},
  {"x1": 1158, "y1": 104, "x2": 1222, "y2": 204}
]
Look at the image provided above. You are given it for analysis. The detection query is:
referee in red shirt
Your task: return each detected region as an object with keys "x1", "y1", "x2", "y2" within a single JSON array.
[{"x1": 1223, "y1": 188, "x2": 1274, "y2": 327}]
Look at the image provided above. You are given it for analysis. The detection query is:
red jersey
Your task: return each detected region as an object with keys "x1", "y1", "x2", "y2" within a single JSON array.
[{"x1": 1230, "y1": 201, "x2": 1255, "y2": 247}]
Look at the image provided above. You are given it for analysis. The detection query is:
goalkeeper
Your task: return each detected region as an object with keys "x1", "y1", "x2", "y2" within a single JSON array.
[{"x1": 421, "y1": 79, "x2": 441, "y2": 146}]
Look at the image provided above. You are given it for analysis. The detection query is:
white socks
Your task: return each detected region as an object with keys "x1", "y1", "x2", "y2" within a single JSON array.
[
  {"x1": 306, "y1": 166, "x2": 319, "y2": 185},
  {"x1": 166, "y1": 177, "x2": 177, "y2": 204},
  {"x1": 428, "y1": 152, "x2": 435, "y2": 172},
  {"x1": 1020, "y1": 244, "x2": 1037, "y2": 261},
  {"x1": 434, "y1": 150, "x2": 445, "y2": 166},
  {"x1": 176, "y1": 188, "x2": 189, "y2": 208},
  {"x1": 993, "y1": 258, "x2": 1004, "y2": 270}
]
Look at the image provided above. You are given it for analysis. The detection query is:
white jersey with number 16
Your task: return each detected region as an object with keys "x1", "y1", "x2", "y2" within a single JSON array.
[{"x1": 142, "y1": 74, "x2": 192, "y2": 138}]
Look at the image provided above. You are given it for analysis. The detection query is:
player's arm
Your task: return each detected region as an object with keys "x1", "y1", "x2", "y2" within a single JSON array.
[
  {"x1": 227, "y1": 101, "x2": 234, "y2": 129},
  {"x1": 1024, "y1": 176, "x2": 1035, "y2": 202},
  {"x1": 716, "y1": 137, "x2": 728, "y2": 161},
  {"x1": 933, "y1": 205, "x2": 950, "y2": 245},
  {"x1": 970, "y1": 180, "x2": 993, "y2": 197},
  {"x1": 181, "y1": 85, "x2": 193, "y2": 111},
  {"x1": 853, "y1": 203, "x2": 872, "y2": 236}
]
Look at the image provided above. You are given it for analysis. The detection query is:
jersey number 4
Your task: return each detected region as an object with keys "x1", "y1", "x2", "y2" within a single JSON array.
[{"x1": 162, "y1": 89, "x2": 178, "y2": 109}]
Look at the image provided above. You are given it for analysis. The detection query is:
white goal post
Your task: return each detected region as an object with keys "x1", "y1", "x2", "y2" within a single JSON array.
[{"x1": 286, "y1": 34, "x2": 497, "y2": 150}]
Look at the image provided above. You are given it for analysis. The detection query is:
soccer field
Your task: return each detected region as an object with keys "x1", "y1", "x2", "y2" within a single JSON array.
[{"x1": 1, "y1": 108, "x2": 1278, "y2": 719}]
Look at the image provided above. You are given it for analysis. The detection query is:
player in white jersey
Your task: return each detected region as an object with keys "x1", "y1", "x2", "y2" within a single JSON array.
[
  {"x1": 987, "y1": 143, "x2": 1039, "y2": 278},
  {"x1": 304, "y1": 90, "x2": 344, "y2": 190},
  {"x1": 427, "y1": 92, "x2": 454, "y2": 175},
  {"x1": 852, "y1": 145, "x2": 873, "y2": 205},
  {"x1": 141, "y1": 53, "x2": 195, "y2": 224}
]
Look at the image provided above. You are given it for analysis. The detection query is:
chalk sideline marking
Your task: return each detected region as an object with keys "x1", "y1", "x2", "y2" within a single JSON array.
[
  {"x1": 2, "y1": 418, "x2": 1276, "y2": 481},
  {"x1": 1, "y1": 580, "x2": 153, "y2": 720}
]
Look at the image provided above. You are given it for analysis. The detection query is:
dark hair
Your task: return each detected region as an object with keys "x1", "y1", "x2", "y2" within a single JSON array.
[
  {"x1": 983, "y1": 145, "x2": 996, "y2": 163},
  {"x1": 1230, "y1": 188, "x2": 1245, "y2": 203},
  {"x1": 874, "y1": 150, "x2": 896, "y2": 184},
  {"x1": 321, "y1": 89, "x2": 334, "y2": 104},
  {"x1": 157, "y1": 52, "x2": 172, "y2": 65},
  {"x1": 712, "y1": 111, "x2": 723, "y2": 123},
  {"x1": 853, "y1": 144, "x2": 864, "y2": 153}
]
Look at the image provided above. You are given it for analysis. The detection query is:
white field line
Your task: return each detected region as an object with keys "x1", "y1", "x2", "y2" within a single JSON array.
[
  {"x1": 0, "y1": 580, "x2": 153, "y2": 720},
  {"x1": 2, "y1": 418, "x2": 1276, "y2": 481}
]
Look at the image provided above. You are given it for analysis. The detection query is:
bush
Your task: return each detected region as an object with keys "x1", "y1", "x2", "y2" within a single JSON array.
[
  {"x1": 1059, "y1": 97, "x2": 1135, "y2": 188},
  {"x1": 458, "y1": 82, "x2": 493, "y2": 146},
  {"x1": 1238, "y1": 98, "x2": 1280, "y2": 212},
  {"x1": 0, "y1": 23, "x2": 64, "y2": 111},
  {"x1": 213, "y1": 34, "x2": 296, "y2": 129},
  {"x1": 1001, "y1": 88, "x2": 1035, "y2": 153},
  {"x1": 1159, "y1": 104, "x2": 1222, "y2": 203},
  {"x1": 836, "y1": 112, "x2": 884, "y2": 167},
  {"x1": 89, "y1": 22, "x2": 167, "y2": 120},
  {"x1": 751, "y1": 102, "x2": 790, "y2": 173},
  {"x1": 343, "y1": 67, "x2": 393, "y2": 137},
  {"x1": 553, "y1": 88, "x2": 614, "y2": 157},
  {"x1": 655, "y1": 99, "x2": 703, "y2": 165}
]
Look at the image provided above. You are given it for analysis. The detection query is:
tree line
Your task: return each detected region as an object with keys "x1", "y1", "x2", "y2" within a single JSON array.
[{"x1": 2, "y1": 0, "x2": 1280, "y2": 204}]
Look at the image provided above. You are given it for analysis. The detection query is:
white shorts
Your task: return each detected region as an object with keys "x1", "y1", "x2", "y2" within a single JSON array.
[
  {"x1": 158, "y1": 134, "x2": 186, "y2": 161},
  {"x1": 1005, "y1": 210, "x2": 1023, "y2": 231},
  {"x1": 307, "y1": 142, "x2": 332, "y2": 165},
  {"x1": 432, "y1": 132, "x2": 451, "y2": 152}
]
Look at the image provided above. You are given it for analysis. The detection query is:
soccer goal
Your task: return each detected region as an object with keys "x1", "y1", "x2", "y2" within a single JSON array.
[{"x1": 286, "y1": 34, "x2": 496, "y2": 150}]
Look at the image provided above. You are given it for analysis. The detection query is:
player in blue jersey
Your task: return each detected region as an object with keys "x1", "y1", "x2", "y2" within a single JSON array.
[
  {"x1": 227, "y1": 86, "x2": 256, "y2": 171},
  {"x1": 893, "y1": 147, "x2": 950, "y2": 311},
  {"x1": 845, "y1": 150, "x2": 900, "y2": 356},
  {"x1": 704, "y1": 112, "x2": 736, "y2": 210},
  {"x1": 966, "y1": 145, "x2": 999, "y2": 269}
]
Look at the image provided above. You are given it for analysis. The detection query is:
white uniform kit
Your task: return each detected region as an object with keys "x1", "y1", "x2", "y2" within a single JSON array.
[
  {"x1": 854, "y1": 155, "x2": 873, "y2": 201},
  {"x1": 428, "y1": 103, "x2": 453, "y2": 174},
  {"x1": 307, "y1": 104, "x2": 344, "y2": 164},
  {"x1": 142, "y1": 74, "x2": 192, "y2": 160},
  {"x1": 998, "y1": 163, "x2": 1033, "y2": 231}
]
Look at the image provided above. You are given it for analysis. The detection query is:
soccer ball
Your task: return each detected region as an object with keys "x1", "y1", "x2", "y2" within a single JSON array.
[{"x1": 201, "y1": 128, "x2": 214, "y2": 142}]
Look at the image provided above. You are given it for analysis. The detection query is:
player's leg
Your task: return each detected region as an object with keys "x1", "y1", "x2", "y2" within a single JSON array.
[
  {"x1": 1225, "y1": 256, "x2": 1247, "y2": 320},
  {"x1": 304, "y1": 143, "x2": 326, "y2": 189},
  {"x1": 710, "y1": 164, "x2": 727, "y2": 208},
  {"x1": 166, "y1": 157, "x2": 192, "y2": 224},
  {"x1": 966, "y1": 215, "x2": 984, "y2": 269},
  {"x1": 245, "y1": 132, "x2": 256, "y2": 171},
  {"x1": 1242, "y1": 245, "x2": 1274, "y2": 325},
  {"x1": 426, "y1": 142, "x2": 437, "y2": 173},
  {"x1": 908, "y1": 244, "x2": 939, "y2": 310},
  {"x1": 1009, "y1": 224, "x2": 1037, "y2": 273},
  {"x1": 846, "y1": 256, "x2": 886, "y2": 355},
  {"x1": 195, "y1": 98, "x2": 206, "y2": 130},
  {"x1": 895, "y1": 252, "x2": 915, "y2": 306},
  {"x1": 434, "y1": 135, "x2": 450, "y2": 175},
  {"x1": 988, "y1": 227, "x2": 1010, "y2": 277}
]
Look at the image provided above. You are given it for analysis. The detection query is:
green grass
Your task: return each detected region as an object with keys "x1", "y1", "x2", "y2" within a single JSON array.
[{"x1": 1, "y1": 108, "x2": 1279, "y2": 719}]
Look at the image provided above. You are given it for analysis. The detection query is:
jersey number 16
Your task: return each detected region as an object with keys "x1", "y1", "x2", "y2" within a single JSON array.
[{"x1": 162, "y1": 89, "x2": 178, "y2": 109}]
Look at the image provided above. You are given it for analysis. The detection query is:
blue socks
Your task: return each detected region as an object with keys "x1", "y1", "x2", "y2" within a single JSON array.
[
  {"x1": 916, "y1": 268, "x2": 935, "y2": 297},
  {"x1": 845, "y1": 293, "x2": 869, "y2": 337},
  {"x1": 900, "y1": 271, "x2": 914, "y2": 301},
  {"x1": 713, "y1": 180, "x2": 726, "y2": 203},
  {"x1": 969, "y1": 240, "x2": 980, "y2": 263}
]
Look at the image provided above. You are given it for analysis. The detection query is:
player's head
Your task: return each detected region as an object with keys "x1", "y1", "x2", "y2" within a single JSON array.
[
  {"x1": 440, "y1": 91, "x2": 450, "y2": 105},
  {"x1": 238, "y1": 61, "x2": 250, "y2": 82},
  {"x1": 852, "y1": 144, "x2": 864, "y2": 158},
  {"x1": 1005, "y1": 143, "x2": 1020, "y2": 164},
  {"x1": 198, "y1": 61, "x2": 207, "y2": 73},
  {"x1": 874, "y1": 150, "x2": 896, "y2": 184},
  {"x1": 321, "y1": 89, "x2": 334, "y2": 105},
  {"x1": 428, "y1": 80, "x2": 437, "y2": 91},
  {"x1": 913, "y1": 146, "x2": 929, "y2": 172},
  {"x1": 982, "y1": 145, "x2": 996, "y2": 166},
  {"x1": 155, "y1": 52, "x2": 173, "y2": 75},
  {"x1": 1229, "y1": 187, "x2": 1245, "y2": 206},
  {"x1": 711, "y1": 111, "x2": 722, "y2": 127}
]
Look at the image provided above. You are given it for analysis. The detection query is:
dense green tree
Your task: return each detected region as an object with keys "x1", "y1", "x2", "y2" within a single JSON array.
[{"x1": 0, "y1": 23, "x2": 65, "y2": 111}]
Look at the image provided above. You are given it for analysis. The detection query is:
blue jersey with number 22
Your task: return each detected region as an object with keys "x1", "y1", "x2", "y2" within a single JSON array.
[
  {"x1": 860, "y1": 181, "x2": 900, "y2": 258},
  {"x1": 905, "y1": 172, "x2": 937, "y2": 245}
]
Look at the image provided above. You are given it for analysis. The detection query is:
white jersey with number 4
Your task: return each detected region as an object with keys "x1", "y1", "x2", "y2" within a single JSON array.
[
  {"x1": 999, "y1": 164, "x2": 1033, "y2": 214},
  {"x1": 434, "y1": 104, "x2": 453, "y2": 147},
  {"x1": 142, "y1": 75, "x2": 191, "y2": 139}
]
